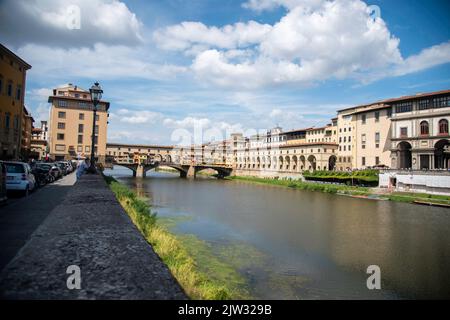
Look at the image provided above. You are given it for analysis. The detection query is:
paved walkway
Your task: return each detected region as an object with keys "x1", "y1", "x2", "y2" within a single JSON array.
[
  {"x1": 0, "y1": 173, "x2": 76, "y2": 271},
  {"x1": 0, "y1": 174, "x2": 186, "y2": 299}
]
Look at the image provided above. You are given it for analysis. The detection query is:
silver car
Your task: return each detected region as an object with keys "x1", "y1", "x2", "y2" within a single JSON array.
[{"x1": 4, "y1": 162, "x2": 36, "y2": 196}]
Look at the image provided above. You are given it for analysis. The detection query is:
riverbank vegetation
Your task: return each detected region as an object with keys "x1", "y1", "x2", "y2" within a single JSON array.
[
  {"x1": 228, "y1": 176, "x2": 450, "y2": 205},
  {"x1": 303, "y1": 169, "x2": 379, "y2": 186},
  {"x1": 228, "y1": 176, "x2": 371, "y2": 196},
  {"x1": 103, "y1": 175, "x2": 249, "y2": 300}
]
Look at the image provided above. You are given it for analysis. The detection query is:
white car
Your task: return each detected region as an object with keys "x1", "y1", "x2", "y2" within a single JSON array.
[{"x1": 5, "y1": 162, "x2": 36, "y2": 196}]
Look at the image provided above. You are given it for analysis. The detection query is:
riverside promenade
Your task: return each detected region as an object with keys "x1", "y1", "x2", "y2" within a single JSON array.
[{"x1": 0, "y1": 174, "x2": 186, "y2": 299}]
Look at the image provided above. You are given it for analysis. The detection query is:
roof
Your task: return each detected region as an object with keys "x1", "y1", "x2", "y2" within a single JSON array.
[
  {"x1": 349, "y1": 104, "x2": 391, "y2": 115},
  {"x1": 106, "y1": 142, "x2": 173, "y2": 149},
  {"x1": 280, "y1": 142, "x2": 338, "y2": 148},
  {"x1": 0, "y1": 44, "x2": 32, "y2": 70},
  {"x1": 337, "y1": 89, "x2": 450, "y2": 113}
]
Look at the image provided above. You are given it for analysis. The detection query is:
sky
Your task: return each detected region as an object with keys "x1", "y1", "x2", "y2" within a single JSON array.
[{"x1": 0, "y1": 0, "x2": 449, "y2": 146}]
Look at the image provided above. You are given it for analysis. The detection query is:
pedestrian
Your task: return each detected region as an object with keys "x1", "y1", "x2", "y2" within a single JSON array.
[{"x1": 76, "y1": 159, "x2": 88, "y2": 179}]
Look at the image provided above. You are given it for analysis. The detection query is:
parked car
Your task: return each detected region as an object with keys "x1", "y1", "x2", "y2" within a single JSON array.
[
  {"x1": 64, "y1": 161, "x2": 74, "y2": 173},
  {"x1": 4, "y1": 162, "x2": 36, "y2": 196},
  {"x1": 37, "y1": 163, "x2": 61, "y2": 180},
  {"x1": 32, "y1": 165, "x2": 53, "y2": 187},
  {"x1": 56, "y1": 162, "x2": 68, "y2": 175},
  {"x1": 0, "y1": 161, "x2": 7, "y2": 202}
]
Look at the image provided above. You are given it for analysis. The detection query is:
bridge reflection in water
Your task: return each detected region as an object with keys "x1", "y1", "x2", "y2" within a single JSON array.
[{"x1": 110, "y1": 160, "x2": 233, "y2": 179}]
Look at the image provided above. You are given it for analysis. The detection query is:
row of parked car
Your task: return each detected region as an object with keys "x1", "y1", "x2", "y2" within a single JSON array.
[{"x1": 0, "y1": 160, "x2": 78, "y2": 200}]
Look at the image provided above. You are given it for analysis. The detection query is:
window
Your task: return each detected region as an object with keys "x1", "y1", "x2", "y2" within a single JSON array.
[
  {"x1": 0, "y1": 75, "x2": 3, "y2": 93},
  {"x1": 432, "y1": 96, "x2": 450, "y2": 109},
  {"x1": 420, "y1": 121, "x2": 429, "y2": 135},
  {"x1": 400, "y1": 127, "x2": 408, "y2": 137},
  {"x1": 58, "y1": 111, "x2": 66, "y2": 119},
  {"x1": 78, "y1": 124, "x2": 84, "y2": 133},
  {"x1": 78, "y1": 135, "x2": 83, "y2": 144},
  {"x1": 387, "y1": 108, "x2": 392, "y2": 117},
  {"x1": 376, "y1": 157, "x2": 380, "y2": 165},
  {"x1": 58, "y1": 91, "x2": 64, "y2": 95},
  {"x1": 361, "y1": 134, "x2": 366, "y2": 143},
  {"x1": 79, "y1": 113, "x2": 84, "y2": 120},
  {"x1": 94, "y1": 136, "x2": 98, "y2": 144},
  {"x1": 395, "y1": 102, "x2": 413, "y2": 113},
  {"x1": 57, "y1": 133, "x2": 65, "y2": 140},
  {"x1": 95, "y1": 125, "x2": 99, "y2": 135},
  {"x1": 375, "y1": 111, "x2": 380, "y2": 122},
  {"x1": 419, "y1": 99, "x2": 430, "y2": 110},
  {"x1": 85, "y1": 146, "x2": 90, "y2": 152},
  {"x1": 14, "y1": 115, "x2": 19, "y2": 129},
  {"x1": 77, "y1": 146, "x2": 83, "y2": 152},
  {"x1": 58, "y1": 100, "x2": 69, "y2": 107},
  {"x1": 95, "y1": 115, "x2": 100, "y2": 121},
  {"x1": 7, "y1": 82, "x2": 12, "y2": 97},
  {"x1": 362, "y1": 114, "x2": 366, "y2": 124},
  {"x1": 362, "y1": 157, "x2": 366, "y2": 166},
  {"x1": 5, "y1": 113, "x2": 10, "y2": 128},
  {"x1": 55, "y1": 144, "x2": 65, "y2": 151},
  {"x1": 439, "y1": 119, "x2": 449, "y2": 135},
  {"x1": 57, "y1": 122, "x2": 65, "y2": 129},
  {"x1": 375, "y1": 132, "x2": 380, "y2": 148},
  {"x1": 16, "y1": 85, "x2": 21, "y2": 100}
]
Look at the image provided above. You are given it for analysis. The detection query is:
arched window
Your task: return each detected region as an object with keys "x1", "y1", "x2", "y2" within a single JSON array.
[
  {"x1": 420, "y1": 121, "x2": 429, "y2": 135},
  {"x1": 439, "y1": 119, "x2": 449, "y2": 135}
]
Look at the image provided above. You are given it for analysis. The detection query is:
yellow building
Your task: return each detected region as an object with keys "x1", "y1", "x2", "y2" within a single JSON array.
[
  {"x1": 0, "y1": 44, "x2": 32, "y2": 160},
  {"x1": 21, "y1": 106, "x2": 34, "y2": 159},
  {"x1": 48, "y1": 84, "x2": 110, "y2": 163}
]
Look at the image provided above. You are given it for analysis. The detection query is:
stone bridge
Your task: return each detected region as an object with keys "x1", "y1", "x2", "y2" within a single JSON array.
[{"x1": 112, "y1": 160, "x2": 233, "y2": 179}]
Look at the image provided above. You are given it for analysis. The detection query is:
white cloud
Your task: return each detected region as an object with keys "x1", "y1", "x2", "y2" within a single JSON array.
[
  {"x1": 242, "y1": 0, "x2": 320, "y2": 12},
  {"x1": 16, "y1": 43, "x2": 187, "y2": 81},
  {"x1": 155, "y1": 0, "x2": 450, "y2": 89},
  {"x1": 0, "y1": 0, "x2": 143, "y2": 47},
  {"x1": 110, "y1": 109, "x2": 163, "y2": 124},
  {"x1": 153, "y1": 20, "x2": 272, "y2": 52}
]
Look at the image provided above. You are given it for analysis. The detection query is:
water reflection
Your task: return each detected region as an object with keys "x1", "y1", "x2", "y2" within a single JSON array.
[{"x1": 105, "y1": 167, "x2": 450, "y2": 299}]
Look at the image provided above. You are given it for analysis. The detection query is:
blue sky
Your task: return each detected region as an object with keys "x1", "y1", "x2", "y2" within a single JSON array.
[{"x1": 0, "y1": 0, "x2": 449, "y2": 145}]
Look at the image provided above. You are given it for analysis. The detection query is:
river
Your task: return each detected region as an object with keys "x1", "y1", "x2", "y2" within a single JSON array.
[{"x1": 105, "y1": 166, "x2": 450, "y2": 299}]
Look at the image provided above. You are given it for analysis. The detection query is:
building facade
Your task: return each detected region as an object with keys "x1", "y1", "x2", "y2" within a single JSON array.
[
  {"x1": 48, "y1": 84, "x2": 110, "y2": 163},
  {"x1": 31, "y1": 120, "x2": 49, "y2": 160},
  {"x1": 388, "y1": 90, "x2": 450, "y2": 170},
  {"x1": 21, "y1": 106, "x2": 34, "y2": 159},
  {"x1": 0, "y1": 44, "x2": 32, "y2": 160}
]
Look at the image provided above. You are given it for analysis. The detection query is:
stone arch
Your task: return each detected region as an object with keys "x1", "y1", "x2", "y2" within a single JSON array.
[
  {"x1": 278, "y1": 156, "x2": 284, "y2": 170},
  {"x1": 398, "y1": 141, "x2": 412, "y2": 169},
  {"x1": 284, "y1": 155, "x2": 290, "y2": 170},
  {"x1": 308, "y1": 155, "x2": 317, "y2": 171},
  {"x1": 328, "y1": 155, "x2": 337, "y2": 171},
  {"x1": 300, "y1": 155, "x2": 306, "y2": 171},
  {"x1": 292, "y1": 155, "x2": 298, "y2": 171},
  {"x1": 434, "y1": 139, "x2": 450, "y2": 169}
]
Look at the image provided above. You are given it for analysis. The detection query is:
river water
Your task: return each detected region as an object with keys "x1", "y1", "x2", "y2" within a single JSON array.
[{"x1": 105, "y1": 167, "x2": 450, "y2": 299}]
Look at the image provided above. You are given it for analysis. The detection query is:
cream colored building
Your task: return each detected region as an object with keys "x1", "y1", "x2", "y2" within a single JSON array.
[{"x1": 48, "y1": 84, "x2": 110, "y2": 163}]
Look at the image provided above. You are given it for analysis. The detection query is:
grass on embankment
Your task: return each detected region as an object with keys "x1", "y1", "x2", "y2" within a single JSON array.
[
  {"x1": 228, "y1": 176, "x2": 371, "y2": 196},
  {"x1": 228, "y1": 176, "x2": 450, "y2": 205},
  {"x1": 103, "y1": 175, "x2": 248, "y2": 300}
]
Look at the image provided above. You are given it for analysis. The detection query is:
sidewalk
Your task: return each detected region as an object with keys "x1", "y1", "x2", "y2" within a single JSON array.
[
  {"x1": 0, "y1": 174, "x2": 186, "y2": 299},
  {"x1": 0, "y1": 173, "x2": 76, "y2": 271}
]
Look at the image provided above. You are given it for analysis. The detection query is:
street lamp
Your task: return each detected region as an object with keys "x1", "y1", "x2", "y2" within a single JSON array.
[{"x1": 87, "y1": 82, "x2": 103, "y2": 173}]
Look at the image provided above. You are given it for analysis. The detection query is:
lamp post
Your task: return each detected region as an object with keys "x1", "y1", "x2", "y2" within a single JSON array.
[{"x1": 87, "y1": 82, "x2": 103, "y2": 173}]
